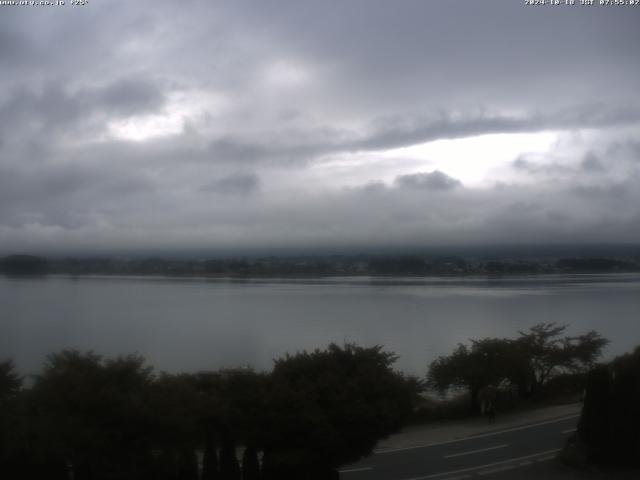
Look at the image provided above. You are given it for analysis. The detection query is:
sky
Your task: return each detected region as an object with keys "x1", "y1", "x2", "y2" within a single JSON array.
[{"x1": 1, "y1": 0, "x2": 639, "y2": 255}]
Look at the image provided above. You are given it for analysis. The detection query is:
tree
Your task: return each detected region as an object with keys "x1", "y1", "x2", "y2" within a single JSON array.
[
  {"x1": 260, "y1": 344, "x2": 422, "y2": 478},
  {"x1": 0, "y1": 360, "x2": 21, "y2": 404},
  {"x1": 577, "y1": 365, "x2": 613, "y2": 464},
  {"x1": 515, "y1": 323, "x2": 608, "y2": 397},
  {"x1": 607, "y1": 346, "x2": 640, "y2": 465},
  {"x1": 201, "y1": 429, "x2": 220, "y2": 480},
  {"x1": 147, "y1": 373, "x2": 202, "y2": 452},
  {"x1": 177, "y1": 447, "x2": 199, "y2": 480},
  {"x1": 30, "y1": 350, "x2": 156, "y2": 479},
  {"x1": 219, "y1": 427, "x2": 241, "y2": 480},
  {"x1": 428, "y1": 338, "x2": 514, "y2": 413},
  {"x1": 428, "y1": 324, "x2": 608, "y2": 412},
  {"x1": 0, "y1": 360, "x2": 24, "y2": 477},
  {"x1": 241, "y1": 445, "x2": 260, "y2": 480},
  {"x1": 193, "y1": 369, "x2": 269, "y2": 446},
  {"x1": 1, "y1": 254, "x2": 48, "y2": 274},
  {"x1": 576, "y1": 346, "x2": 640, "y2": 466}
]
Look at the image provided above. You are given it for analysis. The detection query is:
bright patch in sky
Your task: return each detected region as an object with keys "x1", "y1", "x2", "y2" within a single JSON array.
[
  {"x1": 107, "y1": 91, "x2": 225, "y2": 142},
  {"x1": 263, "y1": 60, "x2": 310, "y2": 87},
  {"x1": 311, "y1": 132, "x2": 559, "y2": 189},
  {"x1": 382, "y1": 132, "x2": 559, "y2": 186},
  {"x1": 108, "y1": 113, "x2": 185, "y2": 141}
]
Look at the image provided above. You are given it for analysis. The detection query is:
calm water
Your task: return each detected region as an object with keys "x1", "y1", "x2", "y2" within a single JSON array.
[{"x1": 1, "y1": 274, "x2": 640, "y2": 376}]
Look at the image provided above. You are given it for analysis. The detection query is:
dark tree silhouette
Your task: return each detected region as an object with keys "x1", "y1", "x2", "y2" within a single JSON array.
[
  {"x1": 241, "y1": 445, "x2": 260, "y2": 480},
  {"x1": 428, "y1": 338, "x2": 515, "y2": 413},
  {"x1": 0, "y1": 357, "x2": 23, "y2": 473},
  {"x1": 514, "y1": 323, "x2": 607, "y2": 397},
  {"x1": 1, "y1": 254, "x2": 48, "y2": 274},
  {"x1": 576, "y1": 346, "x2": 640, "y2": 467},
  {"x1": 0, "y1": 360, "x2": 21, "y2": 402},
  {"x1": 202, "y1": 429, "x2": 220, "y2": 480},
  {"x1": 30, "y1": 350, "x2": 156, "y2": 479},
  {"x1": 428, "y1": 324, "x2": 608, "y2": 413},
  {"x1": 177, "y1": 447, "x2": 199, "y2": 480},
  {"x1": 260, "y1": 343, "x2": 422, "y2": 478},
  {"x1": 2, "y1": 344, "x2": 420, "y2": 479},
  {"x1": 577, "y1": 366, "x2": 613, "y2": 464},
  {"x1": 219, "y1": 428, "x2": 241, "y2": 480},
  {"x1": 155, "y1": 449, "x2": 179, "y2": 480}
]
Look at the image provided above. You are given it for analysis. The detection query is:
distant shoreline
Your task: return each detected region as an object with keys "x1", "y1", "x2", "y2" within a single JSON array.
[
  {"x1": 3, "y1": 253, "x2": 640, "y2": 278},
  {"x1": 4, "y1": 271, "x2": 640, "y2": 284}
]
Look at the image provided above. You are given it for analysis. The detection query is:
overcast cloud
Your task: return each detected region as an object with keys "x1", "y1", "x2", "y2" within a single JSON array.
[{"x1": 1, "y1": 0, "x2": 639, "y2": 254}]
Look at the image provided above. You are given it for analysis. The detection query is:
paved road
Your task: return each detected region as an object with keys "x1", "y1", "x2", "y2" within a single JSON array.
[{"x1": 339, "y1": 414, "x2": 579, "y2": 480}]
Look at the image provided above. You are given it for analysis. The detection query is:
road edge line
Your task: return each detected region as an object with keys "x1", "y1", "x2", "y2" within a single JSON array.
[
  {"x1": 398, "y1": 448, "x2": 561, "y2": 480},
  {"x1": 375, "y1": 414, "x2": 579, "y2": 454}
]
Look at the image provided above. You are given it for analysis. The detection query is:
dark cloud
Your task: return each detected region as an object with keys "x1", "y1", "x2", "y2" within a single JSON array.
[
  {"x1": 394, "y1": 171, "x2": 462, "y2": 191},
  {"x1": 88, "y1": 78, "x2": 166, "y2": 117},
  {"x1": 200, "y1": 173, "x2": 260, "y2": 196},
  {"x1": 219, "y1": 0, "x2": 640, "y2": 114},
  {"x1": 0, "y1": 162, "x2": 153, "y2": 229},
  {"x1": 0, "y1": 26, "x2": 37, "y2": 68},
  {"x1": 571, "y1": 183, "x2": 631, "y2": 202},
  {"x1": 0, "y1": 78, "x2": 167, "y2": 145},
  {"x1": 192, "y1": 106, "x2": 640, "y2": 166},
  {"x1": 580, "y1": 153, "x2": 605, "y2": 173},
  {"x1": 354, "y1": 106, "x2": 640, "y2": 153},
  {"x1": 511, "y1": 155, "x2": 572, "y2": 176},
  {"x1": 207, "y1": 138, "x2": 272, "y2": 164}
]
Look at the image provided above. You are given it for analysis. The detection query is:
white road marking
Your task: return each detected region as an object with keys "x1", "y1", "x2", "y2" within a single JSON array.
[
  {"x1": 562, "y1": 428, "x2": 576, "y2": 434},
  {"x1": 339, "y1": 466, "x2": 373, "y2": 474},
  {"x1": 444, "y1": 444, "x2": 508, "y2": 459},
  {"x1": 376, "y1": 414, "x2": 579, "y2": 454},
  {"x1": 398, "y1": 448, "x2": 561, "y2": 480}
]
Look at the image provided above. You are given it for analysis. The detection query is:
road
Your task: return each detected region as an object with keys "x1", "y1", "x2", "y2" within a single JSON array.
[{"x1": 339, "y1": 414, "x2": 579, "y2": 480}]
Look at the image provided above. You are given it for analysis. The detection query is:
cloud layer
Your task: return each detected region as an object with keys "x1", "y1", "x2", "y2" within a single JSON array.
[{"x1": 1, "y1": 1, "x2": 639, "y2": 253}]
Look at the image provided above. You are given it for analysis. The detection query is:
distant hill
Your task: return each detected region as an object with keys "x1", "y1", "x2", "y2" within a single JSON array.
[
  {"x1": 0, "y1": 255, "x2": 49, "y2": 275},
  {"x1": 2, "y1": 251, "x2": 639, "y2": 277}
]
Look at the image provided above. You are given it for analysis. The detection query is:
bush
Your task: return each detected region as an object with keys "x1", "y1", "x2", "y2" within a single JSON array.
[{"x1": 576, "y1": 347, "x2": 640, "y2": 466}]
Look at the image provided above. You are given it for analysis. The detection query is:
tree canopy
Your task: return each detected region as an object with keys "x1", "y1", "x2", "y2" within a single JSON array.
[
  {"x1": 0, "y1": 344, "x2": 421, "y2": 480},
  {"x1": 428, "y1": 338, "x2": 516, "y2": 413},
  {"x1": 0, "y1": 360, "x2": 21, "y2": 403},
  {"x1": 428, "y1": 323, "x2": 608, "y2": 413},
  {"x1": 262, "y1": 344, "x2": 422, "y2": 476},
  {"x1": 577, "y1": 345, "x2": 640, "y2": 466},
  {"x1": 515, "y1": 323, "x2": 608, "y2": 396},
  {"x1": 28, "y1": 351, "x2": 156, "y2": 479}
]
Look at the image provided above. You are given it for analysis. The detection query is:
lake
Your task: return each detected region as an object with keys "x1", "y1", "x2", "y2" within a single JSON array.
[{"x1": 1, "y1": 274, "x2": 639, "y2": 376}]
